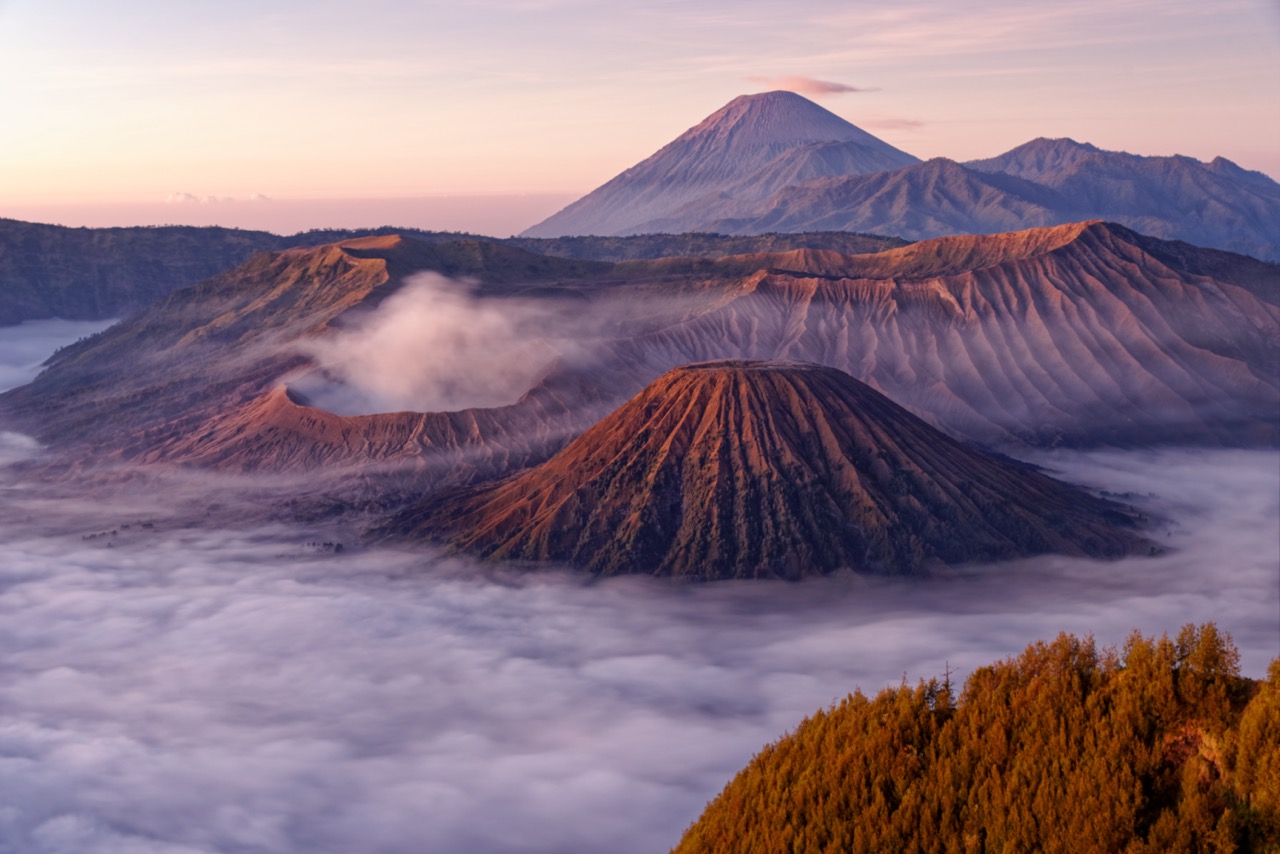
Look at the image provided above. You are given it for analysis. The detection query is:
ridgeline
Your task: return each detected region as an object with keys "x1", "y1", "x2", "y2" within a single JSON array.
[{"x1": 677, "y1": 624, "x2": 1279, "y2": 853}]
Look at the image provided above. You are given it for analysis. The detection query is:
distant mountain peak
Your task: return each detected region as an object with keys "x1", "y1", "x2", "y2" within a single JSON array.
[
  {"x1": 685, "y1": 90, "x2": 888, "y2": 150},
  {"x1": 521, "y1": 92, "x2": 918, "y2": 237},
  {"x1": 965, "y1": 138, "x2": 1107, "y2": 178},
  {"x1": 522, "y1": 89, "x2": 1279, "y2": 259},
  {"x1": 1017, "y1": 137, "x2": 1100, "y2": 153},
  {"x1": 914, "y1": 156, "x2": 967, "y2": 172}
]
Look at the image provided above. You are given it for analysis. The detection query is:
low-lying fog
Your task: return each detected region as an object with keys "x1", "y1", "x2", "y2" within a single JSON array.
[
  {"x1": 1, "y1": 328, "x2": 1276, "y2": 854},
  {"x1": 0, "y1": 318, "x2": 116, "y2": 392}
]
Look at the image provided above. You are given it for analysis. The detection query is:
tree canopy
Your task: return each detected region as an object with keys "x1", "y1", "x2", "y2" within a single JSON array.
[{"x1": 677, "y1": 624, "x2": 1279, "y2": 853}]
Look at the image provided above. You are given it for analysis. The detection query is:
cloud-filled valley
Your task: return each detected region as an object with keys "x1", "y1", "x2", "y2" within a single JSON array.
[
  {"x1": 0, "y1": 14, "x2": 1276, "y2": 851},
  {"x1": 0, "y1": 275, "x2": 1277, "y2": 853},
  {"x1": 0, "y1": 443, "x2": 1275, "y2": 853}
]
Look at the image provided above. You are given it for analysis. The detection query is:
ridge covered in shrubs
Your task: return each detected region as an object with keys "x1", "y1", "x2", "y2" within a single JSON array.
[{"x1": 677, "y1": 624, "x2": 1279, "y2": 853}]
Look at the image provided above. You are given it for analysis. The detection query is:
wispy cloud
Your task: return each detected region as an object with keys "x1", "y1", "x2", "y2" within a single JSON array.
[
  {"x1": 166, "y1": 192, "x2": 230, "y2": 204},
  {"x1": 811, "y1": 0, "x2": 1249, "y2": 60},
  {"x1": 746, "y1": 75, "x2": 872, "y2": 96},
  {"x1": 862, "y1": 117, "x2": 926, "y2": 131},
  {"x1": 164, "y1": 192, "x2": 272, "y2": 204}
]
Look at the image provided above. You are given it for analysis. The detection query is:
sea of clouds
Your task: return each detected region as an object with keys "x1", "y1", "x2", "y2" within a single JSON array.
[{"x1": 0, "y1": 324, "x2": 1276, "y2": 854}]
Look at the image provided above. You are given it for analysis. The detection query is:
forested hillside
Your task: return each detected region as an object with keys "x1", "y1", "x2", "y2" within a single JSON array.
[{"x1": 677, "y1": 624, "x2": 1279, "y2": 853}]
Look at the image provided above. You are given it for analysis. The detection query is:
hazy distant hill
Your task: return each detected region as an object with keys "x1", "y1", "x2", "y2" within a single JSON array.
[
  {"x1": 522, "y1": 93, "x2": 1280, "y2": 262},
  {"x1": 0, "y1": 217, "x2": 909, "y2": 326},
  {"x1": 0, "y1": 219, "x2": 282, "y2": 325},
  {"x1": 507, "y1": 231, "x2": 908, "y2": 261},
  {"x1": 696, "y1": 158, "x2": 1067, "y2": 238},
  {"x1": 677, "y1": 625, "x2": 1278, "y2": 853},
  {"x1": 0, "y1": 220, "x2": 493, "y2": 326},
  {"x1": 381, "y1": 360, "x2": 1143, "y2": 579},
  {"x1": 634, "y1": 149, "x2": 1280, "y2": 261},
  {"x1": 966, "y1": 138, "x2": 1280, "y2": 260}
]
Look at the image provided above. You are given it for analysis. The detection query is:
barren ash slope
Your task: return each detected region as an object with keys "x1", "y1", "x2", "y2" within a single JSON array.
[
  {"x1": 0, "y1": 221, "x2": 1276, "y2": 503},
  {"x1": 378, "y1": 361, "x2": 1145, "y2": 579},
  {"x1": 600, "y1": 221, "x2": 1280, "y2": 447},
  {"x1": 0, "y1": 235, "x2": 619, "y2": 494}
]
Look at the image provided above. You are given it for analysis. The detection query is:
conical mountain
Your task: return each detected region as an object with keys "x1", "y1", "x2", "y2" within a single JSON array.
[
  {"x1": 523, "y1": 89, "x2": 1280, "y2": 259},
  {"x1": 379, "y1": 360, "x2": 1143, "y2": 580},
  {"x1": 521, "y1": 91, "x2": 918, "y2": 237}
]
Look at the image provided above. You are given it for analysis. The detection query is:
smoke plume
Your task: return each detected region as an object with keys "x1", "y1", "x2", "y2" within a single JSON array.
[{"x1": 294, "y1": 273, "x2": 559, "y2": 414}]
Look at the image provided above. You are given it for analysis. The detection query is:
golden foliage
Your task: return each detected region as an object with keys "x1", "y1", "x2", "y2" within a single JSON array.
[{"x1": 676, "y1": 624, "x2": 1278, "y2": 853}]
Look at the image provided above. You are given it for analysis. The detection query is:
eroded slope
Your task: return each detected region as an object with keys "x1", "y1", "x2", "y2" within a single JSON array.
[{"x1": 382, "y1": 361, "x2": 1143, "y2": 579}]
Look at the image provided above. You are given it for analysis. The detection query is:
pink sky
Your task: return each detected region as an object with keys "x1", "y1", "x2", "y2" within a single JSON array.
[
  {"x1": 0, "y1": 0, "x2": 1276, "y2": 235},
  {"x1": 2, "y1": 195, "x2": 578, "y2": 238}
]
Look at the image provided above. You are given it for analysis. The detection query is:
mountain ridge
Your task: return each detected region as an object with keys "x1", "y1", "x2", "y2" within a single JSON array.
[
  {"x1": 521, "y1": 92, "x2": 1280, "y2": 261},
  {"x1": 593, "y1": 220, "x2": 1280, "y2": 447},
  {"x1": 0, "y1": 218, "x2": 909, "y2": 327},
  {"x1": 2, "y1": 223, "x2": 1274, "y2": 509}
]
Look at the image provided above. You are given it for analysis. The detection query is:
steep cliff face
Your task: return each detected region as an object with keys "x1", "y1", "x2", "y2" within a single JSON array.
[
  {"x1": 0, "y1": 219, "x2": 283, "y2": 325},
  {"x1": 381, "y1": 361, "x2": 1143, "y2": 579},
  {"x1": 1, "y1": 238, "x2": 397, "y2": 447}
]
